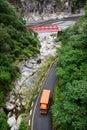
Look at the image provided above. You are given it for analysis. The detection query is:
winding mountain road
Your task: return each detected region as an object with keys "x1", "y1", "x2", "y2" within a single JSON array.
[
  {"x1": 31, "y1": 62, "x2": 58, "y2": 130},
  {"x1": 31, "y1": 13, "x2": 83, "y2": 130}
]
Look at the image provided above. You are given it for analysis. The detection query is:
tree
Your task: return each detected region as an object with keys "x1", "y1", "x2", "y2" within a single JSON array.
[
  {"x1": 52, "y1": 13, "x2": 87, "y2": 130},
  {"x1": 0, "y1": 92, "x2": 5, "y2": 108},
  {"x1": 52, "y1": 80, "x2": 87, "y2": 130},
  {"x1": 85, "y1": 0, "x2": 87, "y2": 16},
  {"x1": 0, "y1": 112, "x2": 9, "y2": 130},
  {"x1": 0, "y1": 0, "x2": 40, "y2": 119}
]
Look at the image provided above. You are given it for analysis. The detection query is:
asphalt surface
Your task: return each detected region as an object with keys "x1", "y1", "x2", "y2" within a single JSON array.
[
  {"x1": 31, "y1": 62, "x2": 58, "y2": 130},
  {"x1": 31, "y1": 13, "x2": 83, "y2": 130},
  {"x1": 26, "y1": 13, "x2": 83, "y2": 26}
]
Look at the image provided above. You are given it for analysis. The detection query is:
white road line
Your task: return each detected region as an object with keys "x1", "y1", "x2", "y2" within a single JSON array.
[
  {"x1": 31, "y1": 61, "x2": 58, "y2": 130},
  {"x1": 31, "y1": 102, "x2": 34, "y2": 107},
  {"x1": 30, "y1": 110, "x2": 32, "y2": 115},
  {"x1": 28, "y1": 119, "x2": 31, "y2": 126},
  {"x1": 31, "y1": 87, "x2": 43, "y2": 130}
]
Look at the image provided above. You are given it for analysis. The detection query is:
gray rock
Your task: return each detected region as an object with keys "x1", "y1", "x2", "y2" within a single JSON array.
[
  {"x1": 0, "y1": 108, "x2": 4, "y2": 112},
  {"x1": 6, "y1": 102, "x2": 15, "y2": 111},
  {"x1": 7, "y1": 116, "x2": 16, "y2": 127},
  {"x1": 8, "y1": 112, "x2": 12, "y2": 118},
  {"x1": 17, "y1": 114, "x2": 22, "y2": 125},
  {"x1": 9, "y1": 95, "x2": 15, "y2": 103},
  {"x1": 21, "y1": 101, "x2": 26, "y2": 106},
  {"x1": 16, "y1": 107, "x2": 21, "y2": 111},
  {"x1": 15, "y1": 99, "x2": 21, "y2": 107},
  {"x1": 10, "y1": 124, "x2": 18, "y2": 130}
]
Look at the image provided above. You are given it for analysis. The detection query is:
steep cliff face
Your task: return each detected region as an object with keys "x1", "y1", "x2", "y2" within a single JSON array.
[
  {"x1": 8, "y1": 0, "x2": 86, "y2": 16},
  {"x1": 8, "y1": 0, "x2": 62, "y2": 15}
]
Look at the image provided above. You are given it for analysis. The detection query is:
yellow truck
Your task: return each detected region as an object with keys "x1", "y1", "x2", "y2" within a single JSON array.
[{"x1": 40, "y1": 89, "x2": 51, "y2": 114}]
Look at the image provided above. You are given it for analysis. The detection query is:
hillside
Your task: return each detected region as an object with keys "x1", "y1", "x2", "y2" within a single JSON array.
[
  {"x1": 0, "y1": 0, "x2": 40, "y2": 129},
  {"x1": 52, "y1": 2, "x2": 87, "y2": 130},
  {"x1": 8, "y1": 0, "x2": 86, "y2": 15},
  {"x1": 0, "y1": 0, "x2": 87, "y2": 130}
]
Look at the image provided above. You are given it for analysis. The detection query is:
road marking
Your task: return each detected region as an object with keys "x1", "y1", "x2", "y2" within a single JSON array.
[
  {"x1": 30, "y1": 110, "x2": 32, "y2": 115},
  {"x1": 31, "y1": 87, "x2": 43, "y2": 130},
  {"x1": 31, "y1": 60, "x2": 58, "y2": 130},
  {"x1": 28, "y1": 119, "x2": 31, "y2": 126},
  {"x1": 31, "y1": 102, "x2": 34, "y2": 107}
]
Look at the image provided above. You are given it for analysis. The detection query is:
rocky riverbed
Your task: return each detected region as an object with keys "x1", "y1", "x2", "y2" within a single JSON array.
[
  {"x1": 5, "y1": 9, "x2": 83, "y2": 129},
  {"x1": 6, "y1": 31, "x2": 61, "y2": 130}
]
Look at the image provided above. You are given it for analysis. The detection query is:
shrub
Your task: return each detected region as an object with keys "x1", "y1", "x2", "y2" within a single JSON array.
[
  {"x1": 0, "y1": 112, "x2": 9, "y2": 130},
  {"x1": 52, "y1": 15, "x2": 87, "y2": 130},
  {"x1": 0, "y1": 92, "x2": 5, "y2": 107},
  {"x1": 85, "y1": 0, "x2": 87, "y2": 17},
  {"x1": 19, "y1": 120, "x2": 27, "y2": 130}
]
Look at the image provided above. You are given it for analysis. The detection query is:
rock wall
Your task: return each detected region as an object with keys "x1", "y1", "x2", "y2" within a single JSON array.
[
  {"x1": 8, "y1": 0, "x2": 62, "y2": 15},
  {"x1": 8, "y1": 0, "x2": 85, "y2": 16}
]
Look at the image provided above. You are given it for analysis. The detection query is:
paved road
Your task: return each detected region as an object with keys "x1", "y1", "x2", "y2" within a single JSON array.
[
  {"x1": 31, "y1": 62, "x2": 58, "y2": 130},
  {"x1": 26, "y1": 13, "x2": 83, "y2": 26},
  {"x1": 31, "y1": 14, "x2": 82, "y2": 130}
]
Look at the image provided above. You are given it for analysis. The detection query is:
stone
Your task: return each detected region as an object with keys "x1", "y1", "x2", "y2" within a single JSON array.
[
  {"x1": 58, "y1": 14, "x2": 64, "y2": 19},
  {"x1": 6, "y1": 102, "x2": 15, "y2": 111},
  {"x1": 37, "y1": 58, "x2": 41, "y2": 64},
  {"x1": 15, "y1": 99, "x2": 21, "y2": 107},
  {"x1": 21, "y1": 101, "x2": 26, "y2": 106},
  {"x1": 0, "y1": 108, "x2": 4, "y2": 112},
  {"x1": 8, "y1": 112, "x2": 12, "y2": 117},
  {"x1": 15, "y1": 85, "x2": 21, "y2": 94},
  {"x1": 10, "y1": 124, "x2": 18, "y2": 130},
  {"x1": 7, "y1": 116, "x2": 16, "y2": 127},
  {"x1": 16, "y1": 107, "x2": 21, "y2": 111},
  {"x1": 17, "y1": 115, "x2": 22, "y2": 125},
  {"x1": 27, "y1": 63, "x2": 33, "y2": 68},
  {"x1": 9, "y1": 95, "x2": 15, "y2": 103}
]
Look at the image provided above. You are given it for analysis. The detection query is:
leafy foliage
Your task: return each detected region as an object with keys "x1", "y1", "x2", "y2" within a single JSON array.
[
  {"x1": 0, "y1": 0, "x2": 40, "y2": 94},
  {"x1": 52, "y1": 80, "x2": 87, "y2": 130},
  {"x1": 52, "y1": 16, "x2": 87, "y2": 130},
  {"x1": 0, "y1": 112, "x2": 9, "y2": 130},
  {"x1": 0, "y1": 1, "x2": 40, "y2": 126},
  {"x1": 85, "y1": 0, "x2": 87, "y2": 16},
  {"x1": 19, "y1": 118, "x2": 27, "y2": 130},
  {"x1": 0, "y1": 92, "x2": 5, "y2": 108}
]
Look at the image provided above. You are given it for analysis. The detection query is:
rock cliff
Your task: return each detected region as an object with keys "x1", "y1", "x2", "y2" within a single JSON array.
[
  {"x1": 8, "y1": 0, "x2": 62, "y2": 15},
  {"x1": 8, "y1": 0, "x2": 85, "y2": 16}
]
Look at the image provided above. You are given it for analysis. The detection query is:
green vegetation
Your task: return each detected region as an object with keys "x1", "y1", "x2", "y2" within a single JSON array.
[
  {"x1": 85, "y1": 0, "x2": 87, "y2": 16},
  {"x1": 19, "y1": 116, "x2": 28, "y2": 130},
  {"x1": 52, "y1": 11, "x2": 87, "y2": 130},
  {"x1": 0, "y1": 0, "x2": 40, "y2": 94},
  {"x1": 0, "y1": 112, "x2": 9, "y2": 130},
  {"x1": 0, "y1": 0, "x2": 40, "y2": 129}
]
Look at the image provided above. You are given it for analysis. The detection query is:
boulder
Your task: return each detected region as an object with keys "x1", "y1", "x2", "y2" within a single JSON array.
[
  {"x1": 21, "y1": 101, "x2": 26, "y2": 106},
  {"x1": 0, "y1": 108, "x2": 4, "y2": 112},
  {"x1": 9, "y1": 95, "x2": 15, "y2": 103},
  {"x1": 6, "y1": 102, "x2": 15, "y2": 111},
  {"x1": 17, "y1": 114, "x2": 22, "y2": 125},
  {"x1": 8, "y1": 112, "x2": 12, "y2": 117},
  {"x1": 7, "y1": 116, "x2": 16, "y2": 127},
  {"x1": 15, "y1": 99, "x2": 21, "y2": 107},
  {"x1": 10, "y1": 124, "x2": 18, "y2": 130}
]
